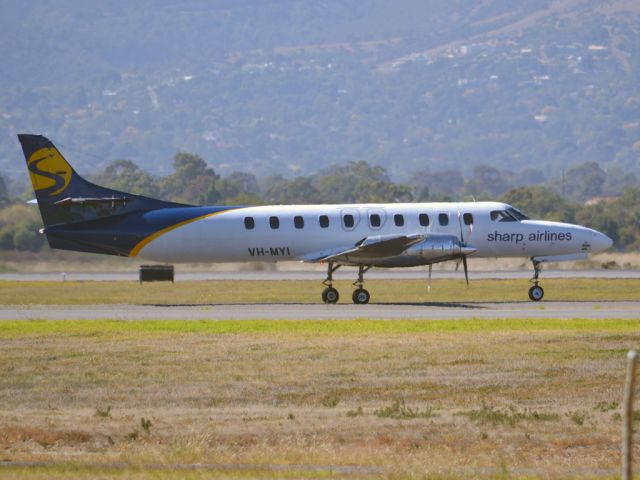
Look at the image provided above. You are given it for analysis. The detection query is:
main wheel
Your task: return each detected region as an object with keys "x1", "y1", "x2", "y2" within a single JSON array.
[
  {"x1": 322, "y1": 287, "x2": 339, "y2": 304},
  {"x1": 352, "y1": 288, "x2": 370, "y2": 304},
  {"x1": 528, "y1": 285, "x2": 544, "y2": 302}
]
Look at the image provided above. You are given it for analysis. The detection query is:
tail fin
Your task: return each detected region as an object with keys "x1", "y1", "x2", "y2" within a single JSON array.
[{"x1": 18, "y1": 134, "x2": 185, "y2": 228}]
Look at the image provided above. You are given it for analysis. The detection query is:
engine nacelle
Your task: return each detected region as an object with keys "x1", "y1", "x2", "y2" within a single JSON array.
[{"x1": 368, "y1": 235, "x2": 475, "y2": 268}]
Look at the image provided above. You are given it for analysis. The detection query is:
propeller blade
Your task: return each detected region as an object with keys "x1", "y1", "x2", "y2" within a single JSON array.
[
  {"x1": 462, "y1": 255, "x2": 469, "y2": 287},
  {"x1": 427, "y1": 264, "x2": 432, "y2": 292}
]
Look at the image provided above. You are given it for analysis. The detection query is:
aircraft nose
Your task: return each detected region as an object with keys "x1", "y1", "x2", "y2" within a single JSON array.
[{"x1": 591, "y1": 230, "x2": 613, "y2": 252}]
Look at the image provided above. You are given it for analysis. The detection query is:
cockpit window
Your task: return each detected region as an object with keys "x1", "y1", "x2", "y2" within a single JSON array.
[
  {"x1": 490, "y1": 210, "x2": 517, "y2": 222},
  {"x1": 507, "y1": 207, "x2": 529, "y2": 221}
]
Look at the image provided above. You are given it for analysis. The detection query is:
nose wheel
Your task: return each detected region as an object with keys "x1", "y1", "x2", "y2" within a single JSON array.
[{"x1": 528, "y1": 259, "x2": 544, "y2": 301}]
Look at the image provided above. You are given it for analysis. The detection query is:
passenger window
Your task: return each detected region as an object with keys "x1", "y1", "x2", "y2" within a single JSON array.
[
  {"x1": 244, "y1": 217, "x2": 255, "y2": 230},
  {"x1": 463, "y1": 213, "x2": 473, "y2": 225},
  {"x1": 394, "y1": 214, "x2": 404, "y2": 227},
  {"x1": 319, "y1": 215, "x2": 329, "y2": 228},
  {"x1": 419, "y1": 213, "x2": 430, "y2": 227},
  {"x1": 438, "y1": 213, "x2": 449, "y2": 226},
  {"x1": 269, "y1": 216, "x2": 279, "y2": 229},
  {"x1": 343, "y1": 214, "x2": 354, "y2": 228},
  {"x1": 369, "y1": 214, "x2": 381, "y2": 228},
  {"x1": 294, "y1": 216, "x2": 304, "y2": 229}
]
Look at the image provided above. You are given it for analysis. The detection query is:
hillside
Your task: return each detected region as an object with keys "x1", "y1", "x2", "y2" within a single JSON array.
[{"x1": 1, "y1": 0, "x2": 639, "y2": 181}]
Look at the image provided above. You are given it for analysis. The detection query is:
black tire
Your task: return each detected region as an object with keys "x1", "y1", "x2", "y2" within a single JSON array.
[
  {"x1": 322, "y1": 287, "x2": 339, "y2": 304},
  {"x1": 352, "y1": 288, "x2": 370, "y2": 304},
  {"x1": 528, "y1": 285, "x2": 544, "y2": 302}
]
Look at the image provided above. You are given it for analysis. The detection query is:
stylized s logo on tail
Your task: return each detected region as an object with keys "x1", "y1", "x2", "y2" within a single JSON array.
[{"x1": 27, "y1": 148, "x2": 73, "y2": 196}]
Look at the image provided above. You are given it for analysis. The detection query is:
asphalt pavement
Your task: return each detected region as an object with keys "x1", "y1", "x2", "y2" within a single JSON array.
[{"x1": 2, "y1": 301, "x2": 638, "y2": 320}]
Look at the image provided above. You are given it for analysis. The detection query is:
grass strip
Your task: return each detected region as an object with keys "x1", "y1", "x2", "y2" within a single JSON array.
[
  {"x1": 1, "y1": 317, "x2": 639, "y2": 338},
  {"x1": 1, "y1": 278, "x2": 639, "y2": 304}
]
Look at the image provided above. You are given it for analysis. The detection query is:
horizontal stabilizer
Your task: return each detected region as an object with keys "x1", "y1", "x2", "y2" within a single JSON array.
[{"x1": 54, "y1": 196, "x2": 130, "y2": 206}]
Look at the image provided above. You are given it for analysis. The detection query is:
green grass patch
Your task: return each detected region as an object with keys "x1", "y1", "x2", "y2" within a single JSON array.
[
  {"x1": 1, "y1": 317, "x2": 639, "y2": 338},
  {"x1": 0, "y1": 278, "x2": 639, "y2": 305}
]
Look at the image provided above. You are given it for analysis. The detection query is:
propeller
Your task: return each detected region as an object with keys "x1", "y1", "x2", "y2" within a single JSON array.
[{"x1": 457, "y1": 211, "x2": 475, "y2": 287}]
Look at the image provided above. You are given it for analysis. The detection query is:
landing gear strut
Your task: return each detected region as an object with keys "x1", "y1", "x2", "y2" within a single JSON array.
[
  {"x1": 321, "y1": 262, "x2": 340, "y2": 304},
  {"x1": 352, "y1": 265, "x2": 371, "y2": 304},
  {"x1": 528, "y1": 259, "x2": 544, "y2": 301}
]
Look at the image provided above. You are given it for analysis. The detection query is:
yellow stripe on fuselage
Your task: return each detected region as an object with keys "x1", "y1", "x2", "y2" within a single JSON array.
[{"x1": 129, "y1": 210, "x2": 231, "y2": 258}]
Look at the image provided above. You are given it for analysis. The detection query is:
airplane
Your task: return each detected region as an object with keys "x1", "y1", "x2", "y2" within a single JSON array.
[{"x1": 18, "y1": 133, "x2": 613, "y2": 303}]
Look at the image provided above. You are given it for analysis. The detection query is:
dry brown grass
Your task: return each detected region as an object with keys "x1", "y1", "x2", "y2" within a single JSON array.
[{"x1": 1, "y1": 322, "x2": 639, "y2": 479}]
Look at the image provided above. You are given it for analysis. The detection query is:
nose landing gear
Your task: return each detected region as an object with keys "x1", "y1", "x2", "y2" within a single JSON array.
[{"x1": 528, "y1": 259, "x2": 544, "y2": 301}]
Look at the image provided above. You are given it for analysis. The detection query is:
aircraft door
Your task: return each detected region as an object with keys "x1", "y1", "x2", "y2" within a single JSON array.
[{"x1": 456, "y1": 203, "x2": 475, "y2": 244}]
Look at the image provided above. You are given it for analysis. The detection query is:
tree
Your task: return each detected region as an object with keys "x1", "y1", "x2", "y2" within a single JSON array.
[
  {"x1": 501, "y1": 185, "x2": 574, "y2": 222},
  {"x1": 217, "y1": 172, "x2": 260, "y2": 203},
  {"x1": 410, "y1": 169, "x2": 464, "y2": 199},
  {"x1": 93, "y1": 160, "x2": 159, "y2": 197},
  {"x1": 575, "y1": 186, "x2": 640, "y2": 250},
  {"x1": 159, "y1": 152, "x2": 220, "y2": 204},
  {"x1": 601, "y1": 166, "x2": 637, "y2": 197},
  {"x1": 13, "y1": 223, "x2": 43, "y2": 251},
  {"x1": 312, "y1": 161, "x2": 412, "y2": 203},
  {"x1": 465, "y1": 165, "x2": 510, "y2": 197},
  {"x1": 224, "y1": 172, "x2": 259, "y2": 195},
  {"x1": 0, "y1": 175, "x2": 10, "y2": 207},
  {"x1": 0, "y1": 204, "x2": 45, "y2": 251},
  {"x1": 560, "y1": 162, "x2": 606, "y2": 201},
  {"x1": 263, "y1": 177, "x2": 322, "y2": 204}
]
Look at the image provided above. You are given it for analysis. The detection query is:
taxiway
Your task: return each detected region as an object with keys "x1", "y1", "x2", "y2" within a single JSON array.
[{"x1": 2, "y1": 301, "x2": 638, "y2": 320}]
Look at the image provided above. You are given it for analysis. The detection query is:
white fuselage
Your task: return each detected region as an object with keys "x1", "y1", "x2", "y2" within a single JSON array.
[{"x1": 136, "y1": 201, "x2": 612, "y2": 266}]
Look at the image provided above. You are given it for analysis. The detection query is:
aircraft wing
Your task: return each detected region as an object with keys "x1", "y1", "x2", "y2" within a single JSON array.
[{"x1": 302, "y1": 233, "x2": 425, "y2": 263}]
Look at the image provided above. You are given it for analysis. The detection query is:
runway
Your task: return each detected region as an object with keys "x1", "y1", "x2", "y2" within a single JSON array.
[{"x1": 2, "y1": 301, "x2": 639, "y2": 320}]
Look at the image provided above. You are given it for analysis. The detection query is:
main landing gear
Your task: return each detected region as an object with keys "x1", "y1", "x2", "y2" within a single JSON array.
[
  {"x1": 528, "y1": 259, "x2": 544, "y2": 302},
  {"x1": 320, "y1": 263, "x2": 371, "y2": 304},
  {"x1": 321, "y1": 262, "x2": 341, "y2": 304},
  {"x1": 352, "y1": 265, "x2": 371, "y2": 304}
]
